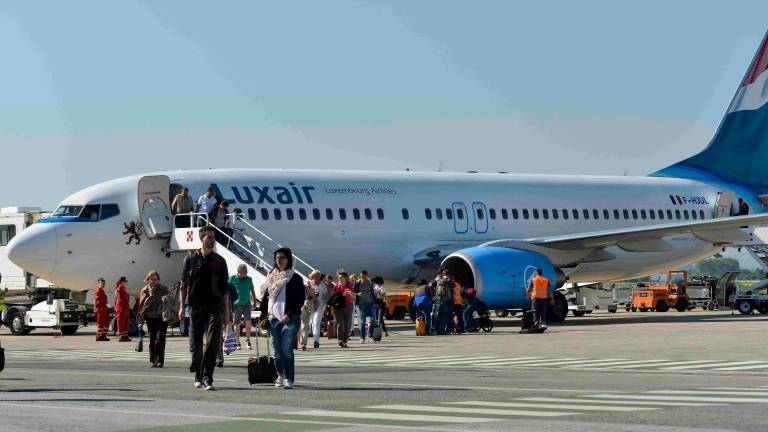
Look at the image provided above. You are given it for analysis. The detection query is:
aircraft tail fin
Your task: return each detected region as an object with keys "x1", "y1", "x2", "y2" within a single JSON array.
[{"x1": 654, "y1": 31, "x2": 768, "y2": 188}]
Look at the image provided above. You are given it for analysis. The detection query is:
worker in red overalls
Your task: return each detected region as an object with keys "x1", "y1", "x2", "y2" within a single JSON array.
[
  {"x1": 95, "y1": 278, "x2": 110, "y2": 341},
  {"x1": 114, "y1": 276, "x2": 131, "y2": 342}
]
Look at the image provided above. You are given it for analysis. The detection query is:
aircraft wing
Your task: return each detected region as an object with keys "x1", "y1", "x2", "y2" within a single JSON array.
[{"x1": 482, "y1": 214, "x2": 768, "y2": 267}]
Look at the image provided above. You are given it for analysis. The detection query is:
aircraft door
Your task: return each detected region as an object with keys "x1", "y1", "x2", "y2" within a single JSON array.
[
  {"x1": 451, "y1": 202, "x2": 468, "y2": 234},
  {"x1": 715, "y1": 191, "x2": 735, "y2": 217},
  {"x1": 472, "y1": 202, "x2": 488, "y2": 234},
  {"x1": 138, "y1": 175, "x2": 173, "y2": 238}
]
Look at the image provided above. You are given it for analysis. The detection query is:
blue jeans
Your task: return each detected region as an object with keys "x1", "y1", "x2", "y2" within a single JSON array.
[
  {"x1": 463, "y1": 298, "x2": 478, "y2": 331},
  {"x1": 358, "y1": 302, "x2": 376, "y2": 338},
  {"x1": 432, "y1": 302, "x2": 448, "y2": 335},
  {"x1": 270, "y1": 315, "x2": 300, "y2": 381}
]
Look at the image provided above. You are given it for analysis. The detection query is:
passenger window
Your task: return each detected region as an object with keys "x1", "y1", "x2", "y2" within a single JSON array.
[
  {"x1": 667, "y1": 209, "x2": 673, "y2": 220},
  {"x1": 101, "y1": 204, "x2": 120, "y2": 220},
  {"x1": 631, "y1": 209, "x2": 638, "y2": 220},
  {"x1": 675, "y1": 210, "x2": 681, "y2": 220},
  {"x1": 457, "y1": 208, "x2": 465, "y2": 219},
  {"x1": 683, "y1": 210, "x2": 689, "y2": 220},
  {"x1": 532, "y1": 209, "x2": 539, "y2": 219},
  {"x1": 572, "y1": 209, "x2": 579, "y2": 219},
  {"x1": 501, "y1": 209, "x2": 508, "y2": 220},
  {"x1": 377, "y1": 208, "x2": 384, "y2": 220},
  {"x1": 248, "y1": 208, "x2": 257, "y2": 221},
  {"x1": 658, "y1": 209, "x2": 664, "y2": 220},
  {"x1": 299, "y1": 208, "x2": 307, "y2": 220},
  {"x1": 649, "y1": 210, "x2": 655, "y2": 220},
  {"x1": 593, "y1": 209, "x2": 599, "y2": 219},
  {"x1": 603, "y1": 209, "x2": 609, "y2": 219},
  {"x1": 436, "y1": 208, "x2": 443, "y2": 220},
  {"x1": 477, "y1": 208, "x2": 485, "y2": 220},
  {"x1": 699, "y1": 210, "x2": 705, "y2": 219},
  {"x1": 583, "y1": 209, "x2": 589, "y2": 220},
  {"x1": 313, "y1": 208, "x2": 321, "y2": 220},
  {"x1": 489, "y1": 209, "x2": 496, "y2": 220},
  {"x1": 446, "y1": 209, "x2": 453, "y2": 220},
  {"x1": 552, "y1": 209, "x2": 559, "y2": 220},
  {"x1": 512, "y1": 209, "x2": 519, "y2": 219},
  {"x1": 562, "y1": 209, "x2": 569, "y2": 220},
  {"x1": 286, "y1": 208, "x2": 295, "y2": 220},
  {"x1": 522, "y1": 209, "x2": 529, "y2": 219},
  {"x1": 353, "y1": 209, "x2": 361, "y2": 220},
  {"x1": 339, "y1": 209, "x2": 347, "y2": 220},
  {"x1": 261, "y1": 209, "x2": 270, "y2": 220},
  {"x1": 364, "y1": 209, "x2": 372, "y2": 220},
  {"x1": 640, "y1": 209, "x2": 646, "y2": 220},
  {"x1": 0, "y1": 225, "x2": 16, "y2": 246},
  {"x1": 273, "y1": 208, "x2": 282, "y2": 220},
  {"x1": 425, "y1": 209, "x2": 432, "y2": 220},
  {"x1": 402, "y1": 208, "x2": 410, "y2": 220},
  {"x1": 691, "y1": 210, "x2": 697, "y2": 220},
  {"x1": 326, "y1": 208, "x2": 334, "y2": 220},
  {"x1": 613, "y1": 209, "x2": 620, "y2": 219},
  {"x1": 542, "y1": 209, "x2": 549, "y2": 219},
  {"x1": 81, "y1": 205, "x2": 100, "y2": 221},
  {"x1": 623, "y1": 209, "x2": 629, "y2": 219}
]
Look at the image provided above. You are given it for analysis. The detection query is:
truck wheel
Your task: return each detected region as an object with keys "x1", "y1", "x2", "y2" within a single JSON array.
[
  {"x1": 639, "y1": 308, "x2": 648, "y2": 312},
  {"x1": 8, "y1": 310, "x2": 31, "y2": 336},
  {"x1": 546, "y1": 291, "x2": 568, "y2": 323},
  {"x1": 572, "y1": 310, "x2": 586, "y2": 317},
  {"x1": 707, "y1": 303, "x2": 716, "y2": 311},
  {"x1": 608, "y1": 306, "x2": 617, "y2": 313},
  {"x1": 626, "y1": 306, "x2": 632, "y2": 312},
  {"x1": 60, "y1": 326, "x2": 78, "y2": 335},
  {"x1": 656, "y1": 300, "x2": 669, "y2": 312},
  {"x1": 631, "y1": 306, "x2": 637, "y2": 312},
  {"x1": 758, "y1": 306, "x2": 768, "y2": 315},
  {"x1": 392, "y1": 307, "x2": 407, "y2": 321},
  {"x1": 675, "y1": 298, "x2": 689, "y2": 312},
  {"x1": 738, "y1": 300, "x2": 754, "y2": 315},
  {"x1": 494, "y1": 309, "x2": 510, "y2": 318}
]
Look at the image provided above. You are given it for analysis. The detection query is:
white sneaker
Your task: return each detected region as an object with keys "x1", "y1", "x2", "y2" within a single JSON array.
[
  {"x1": 194, "y1": 380, "x2": 202, "y2": 389},
  {"x1": 283, "y1": 380, "x2": 294, "y2": 389},
  {"x1": 360, "y1": 338, "x2": 366, "y2": 344},
  {"x1": 274, "y1": 375, "x2": 284, "y2": 388},
  {"x1": 203, "y1": 382, "x2": 215, "y2": 391}
]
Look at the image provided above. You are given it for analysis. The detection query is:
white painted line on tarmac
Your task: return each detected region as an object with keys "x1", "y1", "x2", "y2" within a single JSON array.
[
  {"x1": 545, "y1": 358, "x2": 626, "y2": 367},
  {"x1": 355, "y1": 356, "x2": 458, "y2": 364},
  {"x1": 415, "y1": 357, "x2": 500, "y2": 365},
  {"x1": 6, "y1": 369, "x2": 239, "y2": 382},
  {"x1": 444, "y1": 400, "x2": 656, "y2": 412},
  {"x1": 589, "y1": 394, "x2": 768, "y2": 403},
  {"x1": 453, "y1": 357, "x2": 544, "y2": 366},
  {"x1": 711, "y1": 363, "x2": 768, "y2": 371},
  {"x1": 647, "y1": 390, "x2": 768, "y2": 396},
  {"x1": 405, "y1": 356, "x2": 499, "y2": 365},
  {"x1": 519, "y1": 397, "x2": 721, "y2": 407},
  {"x1": 659, "y1": 361, "x2": 763, "y2": 370},
  {"x1": 366, "y1": 404, "x2": 576, "y2": 417},
  {"x1": 568, "y1": 359, "x2": 671, "y2": 368},
  {"x1": 609, "y1": 360, "x2": 712, "y2": 369},
  {"x1": 293, "y1": 409, "x2": 494, "y2": 423}
]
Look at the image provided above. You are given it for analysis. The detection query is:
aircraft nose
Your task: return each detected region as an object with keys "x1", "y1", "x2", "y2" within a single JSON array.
[{"x1": 6, "y1": 222, "x2": 59, "y2": 279}]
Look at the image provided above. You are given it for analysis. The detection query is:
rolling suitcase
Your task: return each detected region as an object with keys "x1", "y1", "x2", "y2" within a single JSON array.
[
  {"x1": 247, "y1": 334, "x2": 278, "y2": 385},
  {"x1": 519, "y1": 310, "x2": 546, "y2": 334},
  {"x1": 415, "y1": 318, "x2": 427, "y2": 336},
  {"x1": 372, "y1": 325, "x2": 383, "y2": 342},
  {"x1": 326, "y1": 319, "x2": 336, "y2": 339}
]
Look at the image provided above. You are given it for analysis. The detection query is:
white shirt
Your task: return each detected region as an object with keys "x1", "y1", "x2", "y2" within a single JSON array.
[
  {"x1": 197, "y1": 194, "x2": 218, "y2": 214},
  {"x1": 374, "y1": 284, "x2": 387, "y2": 300},
  {"x1": 268, "y1": 285, "x2": 287, "y2": 322}
]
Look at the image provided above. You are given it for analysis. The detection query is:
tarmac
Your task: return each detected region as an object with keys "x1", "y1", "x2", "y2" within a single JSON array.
[{"x1": 0, "y1": 309, "x2": 766, "y2": 432}]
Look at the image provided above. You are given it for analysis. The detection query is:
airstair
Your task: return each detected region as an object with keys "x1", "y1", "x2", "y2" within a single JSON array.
[{"x1": 168, "y1": 213, "x2": 314, "y2": 293}]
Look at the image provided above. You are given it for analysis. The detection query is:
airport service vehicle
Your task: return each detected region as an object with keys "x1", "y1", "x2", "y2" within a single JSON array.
[
  {"x1": 632, "y1": 270, "x2": 690, "y2": 312},
  {"x1": 0, "y1": 208, "x2": 92, "y2": 335},
  {"x1": 9, "y1": 32, "x2": 768, "y2": 326},
  {"x1": 560, "y1": 283, "x2": 619, "y2": 316},
  {"x1": 732, "y1": 280, "x2": 768, "y2": 315},
  {"x1": 385, "y1": 292, "x2": 413, "y2": 320},
  {"x1": 611, "y1": 284, "x2": 634, "y2": 311}
]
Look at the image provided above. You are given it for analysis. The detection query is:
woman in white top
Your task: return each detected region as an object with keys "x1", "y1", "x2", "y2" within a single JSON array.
[
  {"x1": 372, "y1": 276, "x2": 389, "y2": 337},
  {"x1": 305, "y1": 270, "x2": 328, "y2": 349}
]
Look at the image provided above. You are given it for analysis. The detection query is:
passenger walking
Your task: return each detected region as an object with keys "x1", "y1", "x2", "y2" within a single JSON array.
[
  {"x1": 349, "y1": 274, "x2": 359, "y2": 337},
  {"x1": 209, "y1": 200, "x2": 230, "y2": 245},
  {"x1": 229, "y1": 264, "x2": 256, "y2": 350},
  {"x1": 310, "y1": 271, "x2": 330, "y2": 349},
  {"x1": 413, "y1": 280, "x2": 433, "y2": 335},
  {"x1": 94, "y1": 278, "x2": 110, "y2": 341},
  {"x1": 332, "y1": 272, "x2": 354, "y2": 348},
  {"x1": 137, "y1": 271, "x2": 169, "y2": 368},
  {"x1": 434, "y1": 270, "x2": 455, "y2": 335},
  {"x1": 527, "y1": 268, "x2": 551, "y2": 328},
  {"x1": 179, "y1": 226, "x2": 229, "y2": 391},
  {"x1": 355, "y1": 270, "x2": 376, "y2": 343},
  {"x1": 372, "y1": 276, "x2": 389, "y2": 337},
  {"x1": 114, "y1": 276, "x2": 131, "y2": 342},
  {"x1": 195, "y1": 186, "x2": 218, "y2": 225},
  {"x1": 258, "y1": 248, "x2": 304, "y2": 389},
  {"x1": 298, "y1": 273, "x2": 318, "y2": 351},
  {"x1": 171, "y1": 187, "x2": 194, "y2": 227}
]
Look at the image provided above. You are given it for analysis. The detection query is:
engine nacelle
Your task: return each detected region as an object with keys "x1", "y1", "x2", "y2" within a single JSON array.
[{"x1": 441, "y1": 247, "x2": 564, "y2": 309}]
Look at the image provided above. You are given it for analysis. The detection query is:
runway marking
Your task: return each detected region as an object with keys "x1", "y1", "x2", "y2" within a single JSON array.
[
  {"x1": 608, "y1": 360, "x2": 710, "y2": 369},
  {"x1": 589, "y1": 394, "x2": 768, "y2": 403},
  {"x1": 567, "y1": 359, "x2": 672, "y2": 368},
  {"x1": 291, "y1": 409, "x2": 495, "y2": 423},
  {"x1": 445, "y1": 400, "x2": 656, "y2": 412},
  {"x1": 647, "y1": 390, "x2": 768, "y2": 396},
  {"x1": 659, "y1": 360, "x2": 764, "y2": 370},
  {"x1": 711, "y1": 363, "x2": 768, "y2": 371},
  {"x1": 519, "y1": 397, "x2": 722, "y2": 407},
  {"x1": 366, "y1": 404, "x2": 576, "y2": 417}
]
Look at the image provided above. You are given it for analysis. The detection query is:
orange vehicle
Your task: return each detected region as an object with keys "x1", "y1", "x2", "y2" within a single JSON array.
[
  {"x1": 632, "y1": 270, "x2": 690, "y2": 312},
  {"x1": 386, "y1": 292, "x2": 414, "y2": 320}
]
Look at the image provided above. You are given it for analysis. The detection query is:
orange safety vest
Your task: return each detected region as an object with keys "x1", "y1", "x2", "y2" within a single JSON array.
[
  {"x1": 530, "y1": 276, "x2": 550, "y2": 299},
  {"x1": 453, "y1": 282, "x2": 462, "y2": 305}
]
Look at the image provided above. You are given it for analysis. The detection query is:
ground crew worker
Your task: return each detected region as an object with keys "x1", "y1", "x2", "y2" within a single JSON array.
[
  {"x1": 527, "y1": 268, "x2": 552, "y2": 328},
  {"x1": 95, "y1": 278, "x2": 110, "y2": 341},
  {"x1": 452, "y1": 276, "x2": 464, "y2": 333},
  {"x1": 114, "y1": 276, "x2": 131, "y2": 342},
  {"x1": 737, "y1": 197, "x2": 750, "y2": 216}
]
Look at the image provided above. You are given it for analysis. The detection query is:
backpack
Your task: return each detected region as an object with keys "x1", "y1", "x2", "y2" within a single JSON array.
[
  {"x1": 436, "y1": 279, "x2": 454, "y2": 303},
  {"x1": 328, "y1": 292, "x2": 346, "y2": 310},
  {"x1": 160, "y1": 286, "x2": 180, "y2": 323}
]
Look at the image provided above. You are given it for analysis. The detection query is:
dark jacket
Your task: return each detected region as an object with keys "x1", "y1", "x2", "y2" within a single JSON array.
[
  {"x1": 182, "y1": 251, "x2": 229, "y2": 307},
  {"x1": 259, "y1": 272, "x2": 305, "y2": 319}
]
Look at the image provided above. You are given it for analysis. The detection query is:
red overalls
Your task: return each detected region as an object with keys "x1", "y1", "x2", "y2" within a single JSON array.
[
  {"x1": 114, "y1": 283, "x2": 130, "y2": 341},
  {"x1": 95, "y1": 286, "x2": 110, "y2": 340}
]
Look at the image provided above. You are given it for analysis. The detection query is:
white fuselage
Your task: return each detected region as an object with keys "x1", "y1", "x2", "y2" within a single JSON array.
[{"x1": 8, "y1": 169, "x2": 747, "y2": 297}]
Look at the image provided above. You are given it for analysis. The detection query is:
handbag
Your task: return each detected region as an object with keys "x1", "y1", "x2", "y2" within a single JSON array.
[
  {"x1": 223, "y1": 326, "x2": 238, "y2": 354},
  {"x1": 258, "y1": 274, "x2": 288, "y2": 331},
  {"x1": 135, "y1": 335, "x2": 144, "y2": 352},
  {"x1": 247, "y1": 332, "x2": 278, "y2": 384}
]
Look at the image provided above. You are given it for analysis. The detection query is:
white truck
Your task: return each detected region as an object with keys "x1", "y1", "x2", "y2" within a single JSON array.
[
  {"x1": 560, "y1": 282, "x2": 619, "y2": 316},
  {"x1": 1, "y1": 207, "x2": 91, "y2": 335}
]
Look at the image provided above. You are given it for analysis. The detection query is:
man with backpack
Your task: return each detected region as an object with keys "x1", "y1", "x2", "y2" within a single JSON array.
[{"x1": 433, "y1": 270, "x2": 455, "y2": 335}]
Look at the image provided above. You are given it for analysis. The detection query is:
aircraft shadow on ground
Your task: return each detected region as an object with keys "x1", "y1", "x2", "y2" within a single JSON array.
[
  {"x1": 0, "y1": 398, "x2": 151, "y2": 403},
  {"x1": 2, "y1": 388, "x2": 142, "y2": 393}
]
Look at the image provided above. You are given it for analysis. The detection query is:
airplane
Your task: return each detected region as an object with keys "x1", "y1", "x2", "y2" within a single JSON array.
[{"x1": 7, "y1": 31, "x2": 768, "y2": 323}]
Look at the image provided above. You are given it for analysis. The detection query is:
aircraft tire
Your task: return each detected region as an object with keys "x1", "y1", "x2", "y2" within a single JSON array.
[
  {"x1": 494, "y1": 309, "x2": 510, "y2": 318},
  {"x1": 572, "y1": 310, "x2": 586, "y2": 317},
  {"x1": 546, "y1": 291, "x2": 568, "y2": 323}
]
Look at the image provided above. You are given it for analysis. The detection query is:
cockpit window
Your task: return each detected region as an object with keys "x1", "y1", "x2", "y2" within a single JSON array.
[
  {"x1": 101, "y1": 204, "x2": 120, "y2": 220},
  {"x1": 52, "y1": 205, "x2": 83, "y2": 217},
  {"x1": 80, "y1": 205, "x2": 101, "y2": 221}
]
